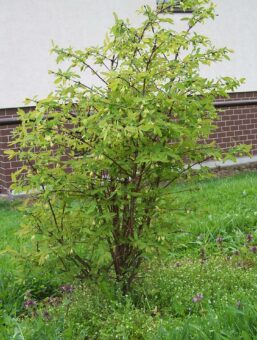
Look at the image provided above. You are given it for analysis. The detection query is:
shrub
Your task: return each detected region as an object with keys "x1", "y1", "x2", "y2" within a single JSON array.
[{"x1": 8, "y1": 0, "x2": 249, "y2": 293}]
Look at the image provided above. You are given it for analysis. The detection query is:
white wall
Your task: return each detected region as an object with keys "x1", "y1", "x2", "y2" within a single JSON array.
[
  {"x1": 0, "y1": 0, "x2": 256, "y2": 108},
  {"x1": 199, "y1": 0, "x2": 257, "y2": 91}
]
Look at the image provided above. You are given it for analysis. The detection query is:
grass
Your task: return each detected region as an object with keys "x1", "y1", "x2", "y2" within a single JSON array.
[
  {"x1": 2, "y1": 172, "x2": 257, "y2": 338},
  {"x1": 0, "y1": 200, "x2": 25, "y2": 314},
  {"x1": 183, "y1": 172, "x2": 257, "y2": 235},
  {"x1": 170, "y1": 171, "x2": 257, "y2": 256}
]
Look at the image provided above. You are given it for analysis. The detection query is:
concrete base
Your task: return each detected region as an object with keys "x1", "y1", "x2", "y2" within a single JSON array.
[{"x1": 193, "y1": 155, "x2": 257, "y2": 169}]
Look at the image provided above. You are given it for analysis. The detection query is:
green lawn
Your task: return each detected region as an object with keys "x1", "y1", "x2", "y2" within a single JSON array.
[
  {"x1": 2, "y1": 172, "x2": 257, "y2": 338},
  {"x1": 171, "y1": 171, "x2": 257, "y2": 256},
  {"x1": 0, "y1": 200, "x2": 24, "y2": 315}
]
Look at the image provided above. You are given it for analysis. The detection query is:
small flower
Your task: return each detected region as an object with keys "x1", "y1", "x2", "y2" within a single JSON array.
[
  {"x1": 250, "y1": 246, "x2": 257, "y2": 253},
  {"x1": 43, "y1": 310, "x2": 51, "y2": 320},
  {"x1": 48, "y1": 296, "x2": 62, "y2": 307},
  {"x1": 192, "y1": 293, "x2": 203, "y2": 303},
  {"x1": 247, "y1": 234, "x2": 253, "y2": 243},
  {"x1": 60, "y1": 284, "x2": 74, "y2": 294},
  {"x1": 24, "y1": 300, "x2": 37, "y2": 309},
  {"x1": 101, "y1": 172, "x2": 110, "y2": 180},
  {"x1": 216, "y1": 236, "x2": 223, "y2": 244}
]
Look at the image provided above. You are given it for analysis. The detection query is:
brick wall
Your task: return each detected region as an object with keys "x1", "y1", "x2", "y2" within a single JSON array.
[
  {"x1": 1, "y1": 92, "x2": 257, "y2": 194},
  {"x1": 0, "y1": 107, "x2": 32, "y2": 194},
  {"x1": 209, "y1": 91, "x2": 257, "y2": 154}
]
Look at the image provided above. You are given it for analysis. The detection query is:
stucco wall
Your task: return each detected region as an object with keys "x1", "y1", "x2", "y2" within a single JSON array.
[{"x1": 0, "y1": 0, "x2": 256, "y2": 108}]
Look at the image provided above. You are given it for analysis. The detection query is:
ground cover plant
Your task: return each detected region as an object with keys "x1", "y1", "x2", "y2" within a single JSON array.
[
  {"x1": 7, "y1": 0, "x2": 248, "y2": 294},
  {"x1": 1, "y1": 172, "x2": 257, "y2": 338}
]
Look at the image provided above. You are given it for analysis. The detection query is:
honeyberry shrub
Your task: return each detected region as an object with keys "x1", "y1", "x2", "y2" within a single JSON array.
[{"x1": 8, "y1": 0, "x2": 249, "y2": 293}]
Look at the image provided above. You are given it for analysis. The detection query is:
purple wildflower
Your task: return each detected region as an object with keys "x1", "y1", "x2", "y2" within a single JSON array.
[
  {"x1": 24, "y1": 300, "x2": 37, "y2": 309},
  {"x1": 250, "y1": 246, "x2": 257, "y2": 253},
  {"x1": 60, "y1": 284, "x2": 74, "y2": 294},
  {"x1": 43, "y1": 310, "x2": 51, "y2": 320},
  {"x1": 247, "y1": 234, "x2": 253, "y2": 243},
  {"x1": 192, "y1": 293, "x2": 203, "y2": 303}
]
